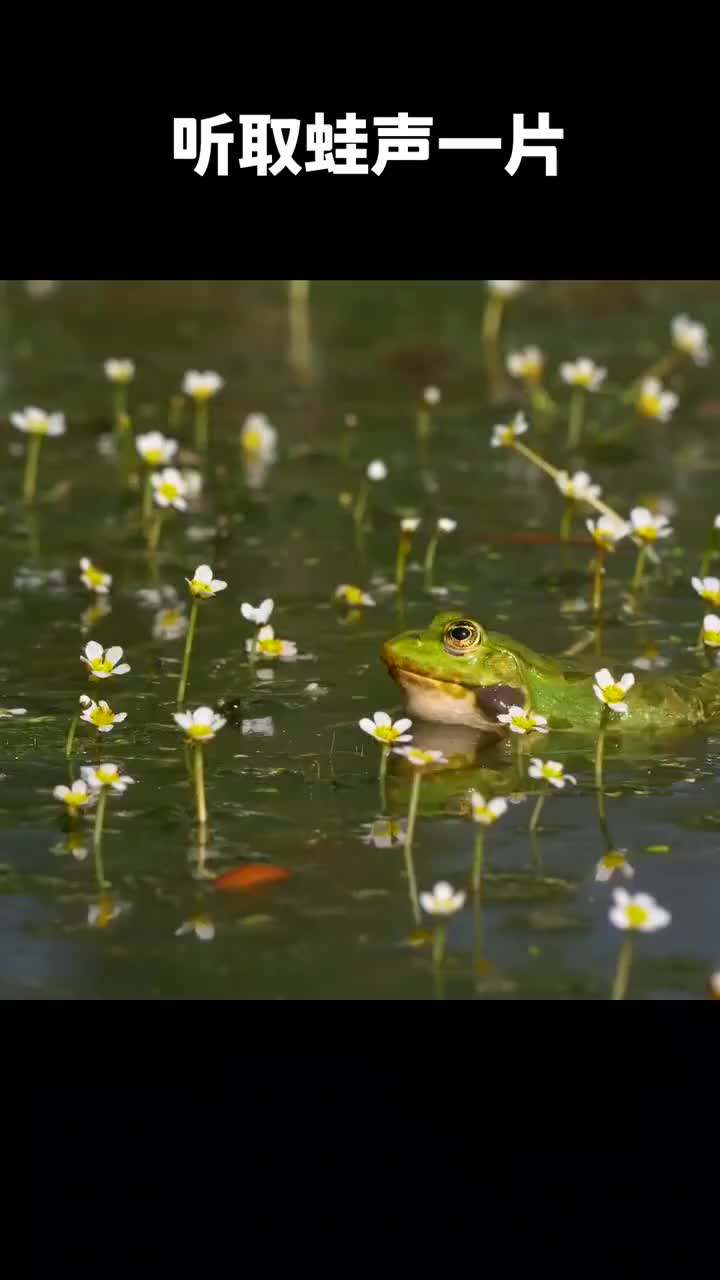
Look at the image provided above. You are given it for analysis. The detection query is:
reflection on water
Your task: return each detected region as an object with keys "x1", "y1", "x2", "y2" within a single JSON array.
[{"x1": 1, "y1": 280, "x2": 720, "y2": 999}]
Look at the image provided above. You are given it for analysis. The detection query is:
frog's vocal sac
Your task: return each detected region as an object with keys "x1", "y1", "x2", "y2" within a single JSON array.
[{"x1": 381, "y1": 612, "x2": 720, "y2": 732}]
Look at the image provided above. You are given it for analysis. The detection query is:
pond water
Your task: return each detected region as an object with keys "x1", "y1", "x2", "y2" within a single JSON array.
[{"x1": 1, "y1": 279, "x2": 719, "y2": 1000}]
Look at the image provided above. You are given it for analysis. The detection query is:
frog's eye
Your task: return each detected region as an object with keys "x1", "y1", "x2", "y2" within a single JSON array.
[{"x1": 442, "y1": 619, "x2": 484, "y2": 655}]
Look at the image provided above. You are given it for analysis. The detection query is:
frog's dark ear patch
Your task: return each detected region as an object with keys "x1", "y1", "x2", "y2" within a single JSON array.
[{"x1": 475, "y1": 684, "x2": 523, "y2": 719}]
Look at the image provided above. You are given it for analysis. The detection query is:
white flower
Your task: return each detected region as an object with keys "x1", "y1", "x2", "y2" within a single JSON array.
[
  {"x1": 182, "y1": 469, "x2": 204, "y2": 499},
  {"x1": 88, "y1": 898, "x2": 129, "y2": 929},
  {"x1": 79, "y1": 557, "x2": 112, "y2": 594},
  {"x1": 245, "y1": 625, "x2": 297, "y2": 660},
  {"x1": 241, "y1": 598, "x2": 274, "y2": 625},
  {"x1": 175, "y1": 914, "x2": 215, "y2": 941},
  {"x1": 182, "y1": 370, "x2": 224, "y2": 401},
  {"x1": 79, "y1": 697, "x2": 127, "y2": 733},
  {"x1": 595, "y1": 851, "x2": 635, "y2": 883},
  {"x1": 715, "y1": 514, "x2": 720, "y2": 530},
  {"x1": 240, "y1": 413, "x2": 277, "y2": 460},
  {"x1": 0, "y1": 707, "x2": 27, "y2": 718},
  {"x1": 104, "y1": 358, "x2": 135, "y2": 384},
  {"x1": 423, "y1": 386, "x2": 441, "y2": 405},
  {"x1": 361, "y1": 818, "x2": 407, "y2": 848},
  {"x1": 702, "y1": 614, "x2": 720, "y2": 647},
  {"x1": 359, "y1": 711, "x2": 413, "y2": 745},
  {"x1": 344, "y1": 413, "x2": 358, "y2": 428},
  {"x1": 420, "y1": 881, "x2": 466, "y2": 916},
  {"x1": 367, "y1": 459, "x2": 387, "y2": 481},
  {"x1": 53, "y1": 780, "x2": 93, "y2": 809},
  {"x1": 559, "y1": 358, "x2": 606, "y2": 390},
  {"x1": 586, "y1": 515, "x2": 630, "y2": 552},
  {"x1": 153, "y1": 605, "x2": 189, "y2": 641},
  {"x1": 241, "y1": 717, "x2": 275, "y2": 736},
  {"x1": 507, "y1": 345, "x2": 544, "y2": 383},
  {"x1": 10, "y1": 406, "x2": 66, "y2": 436},
  {"x1": 487, "y1": 281, "x2": 525, "y2": 299},
  {"x1": 637, "y1": 377, "x2": 678, "y2": 422},
  {"x1": 710, "y1": 973, "x2": 720, "y2": 1000},
  {"x1": 401, "y1": 517, "x2": 421, "y2": 533},
  {"x1": 496, "y1": 706, "x2": 548, "y2": 735},
  {"x1": 609, "y1": 888, "x2": 671, "y2": 933},
  {"x1": 469, "y1": 792, "x2": 508, "y2": 824},
  {"x1": 632, "y1": 644, "x2": 671, "y2": 671},
  {"x1": 392, "y1": 746, "x2": 448, "y2": 766},
  {"x1": 630, "y1": 506, "x2": 673, "y2": 544},
  {"x1": 593, "y1": 668, "x2": 635, "y2": 716},
  {"x1": 174, "y1": 706, "x2": 227, "y2": 742},
  {"x1": 136, "y1": 431, "x2": 178, "y2": 466},
  {"x1": 80, "y1": 641, "x2": 130, "y2": 679},
  {"x1": 528, "y1": 759, "x2": 577, "y2": 788},
  {"x1": 335, "y1": 584, "x2": 376, "y2": 607},
  {"x1": 25, "y1": 280, "x2": 59, "y2": 299},
  {"x1": 491, "y1": 411, "x2": 528, "y2": 448},
  {"x1": 691, "y1": 576, "x2": 720, "y2": 607},
  {"x1": 555, "y1": 470, "x2": 601, "y2": 502},
  {"x1": 152, "y1": 467, "x2": 188, "y2": 511},
  {"x1": 671, "y1": 314, "x2": 711, "y2": 366},
  {"x1": 437, "y1": 517, "x2": 457, "y2": 534},
  {"x1": 186, "y1": 563, "x2": 227, "y2": 599},
  {"x1": 304, "y1": 682, "x2": 327, "y2": 697},
  {"x1": 81, "y1": 763, "x2": 136, "y2": 793}
]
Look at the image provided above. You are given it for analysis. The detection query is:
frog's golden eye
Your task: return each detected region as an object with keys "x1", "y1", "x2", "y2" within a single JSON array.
[{"x1": 443, "y1": 619, "x2": 484, "y2": 655}]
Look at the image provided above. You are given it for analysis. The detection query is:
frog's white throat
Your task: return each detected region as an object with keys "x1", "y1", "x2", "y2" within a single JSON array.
[{"x1": 393, "y1": 669, "x2": 505, "y2": 733}]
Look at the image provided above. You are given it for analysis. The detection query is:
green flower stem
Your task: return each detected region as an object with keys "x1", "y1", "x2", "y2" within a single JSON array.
[
  {"x1": 471, "y1": 827, "x2": 484, "y2": 895},
  {"x1": 193, "y1": 742, "x2": 207, "y2": 828},
  {"x1": 529, "y1": 385, "x2": 556, "y2": 415},
  {"x1": 65, "y1": 713, "x2": 79, "y2": 758},
  {"x1": 511, "y1": 440, "x2": 625, "y2": 526},
  {"x1": 403, "y1": 769, "x2": 423, "y2": 925},
  {"x1": 567, "y1": 389, "x2": 586, "y2": 450},
  {"x1": 142, "y1": 471, "x2": 154, "y2": 528},
  {"x1": 395, "y1": 531, "x2": 413, "y2": 591},
  {"x1": 113, "y1": 384, "x2": 128, "y2": 432},
  {"x1": 481, "y1": 293, "x2": 504, "y2": 347},
  {"x1": 93, "y1": 787, "x2": 107, "y2": 855},
  {"x1": 432, "y1": 922, "x2": 447, "y2": 971},
  {"x1": 147, "y1": 511, "x2": 164, "y2": 556},
  {"x1": 595, "y1": 706, "x2": 609, "y2": 831},
  {"x1": 22, "y1": 434, "x2": 43, "y2": 505},
  {"x1": 592, "y1": 546, "x2": 606, "y2": 614},
  {"x1": 378, "y1": 744, "x2": 390, "y2": 813},
  {"x1": 416, "y1": 406, "x2": 431, "y2": 450},
  {"x1": 560, "y1": 500, "x2": 574, "y2": 543},
  {"x1": 529, "y1": 792, "x2": 545, "y2": 834},
  {"x1": 631, "y1": 544, "x2": 648, "y2": 591},
  {"x1": 611, "y1": 934, "x2": 635, "y2": 1001},
  {"x1": 701, "y1": 527, "x2": 718, "y2": 577},
  {"x1": 423, "y1": 534, "x2": 439, "y2": 591},
  {"x1": 514, "y1": 732, "x2": 524, "y2": 776},
  {"x1": 194, "y1": 401, "x2": 210, "y2": 451},
  {"x1": 177, "y1": 599, "x2": 199, "y2": 705}
]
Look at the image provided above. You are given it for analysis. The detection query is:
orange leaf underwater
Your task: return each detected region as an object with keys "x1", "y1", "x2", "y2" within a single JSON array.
[{"x1": 213, "y1": 863, "x2": 292, "y2": 892}]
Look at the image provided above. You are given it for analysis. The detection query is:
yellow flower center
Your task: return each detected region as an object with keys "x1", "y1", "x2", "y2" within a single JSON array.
[
  {"x1": 243, "y1": 430, "x2": 262, "y2": 452},
  {"x1": 603, "y1": 684, "x2": 625, "y2": 704},
  {"x1": 343, "y1": 586, "x2": 364, "y2": 605},
  {"x1": 143, "y1": 448, "x2": 165, "y2": 465},
  {"x1": 625, "y1": 904, "x2": 649, "y2": 928},
  {"x1": 573, "y1": 372, "x2": 593, "y2": 388},
  {"x1": 65, "y1": 790, "x2": 89, "y2": 807},
  {"x1": 84, "y1": 565, "x2": 107, "y2": 588},
  {"x1": 512, "y1": 714, "x2": 536, "y2": 730},
  {"x1": 521, "y1": 360, "x2": 543, "y2": 384},
  {"x1": 601, "y1": 853, "x2": 626, "y2": 871},
  {"x1": 90, "y1": 706, "x2": 116, "y2": 727},
  {"x1": 89, "y1": 656, "x2": 115, "y2": 673},
  {"x1": 188, "y1": 723, "x2": 213, "y2": 739},
  {"x1": 258, "y1": 637, "x2": 284, "y2": 655},
  {"x1": 544, "y1": 765, "x2": 563, "y2": 779},
  {"x1": 159, "y1": 482, "x2": 179, "y2": 501},
  {"x1": 374, "y1": 724, "x2": 399, "y2": 742},
  {"x1": 704, "y1": 626, "x2": 720, "y2": 645},
  {"x1": 97, "y1": 767, "x2": 119, "y2": 784},
  {"x1": 638, "y1": 392, "x2": 661, "y2": 418},
  {"x1": 635, "y1": 525, "x2": 657, "y2": 542},
  {"x1": 191, "y1": 386, "x2": 213, "y2": 401},
  {"x1": 29, "y1": 417, "x2": 50, "y2": 435},
  {"x1": 593, "y1": 530, "x2": 617, "y2": 551},
  {"x1": 190, "y1": 579, "x2": 213, "y2": 597},
  {"x1": 94, "y1": 899, "x2": 116, "y2": 928},
  {"x1": 159, "y1": 608, "x2": 180, "y2": 627},
  {"x1": 500, "y1": 427, "x2": 515, "y2": 445},
  {"x1": 701, "y1": 588, "x2": 720, "y2": 606}
]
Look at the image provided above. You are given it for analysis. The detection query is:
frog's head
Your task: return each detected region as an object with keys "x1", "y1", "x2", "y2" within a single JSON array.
[{"x1": 382, "y1": 612, "x2": 562, "y2": 732}]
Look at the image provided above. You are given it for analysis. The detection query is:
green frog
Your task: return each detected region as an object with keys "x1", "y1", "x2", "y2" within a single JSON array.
[{"x1": 382, "y1": 611, "x2": 720, "y2": 733}]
